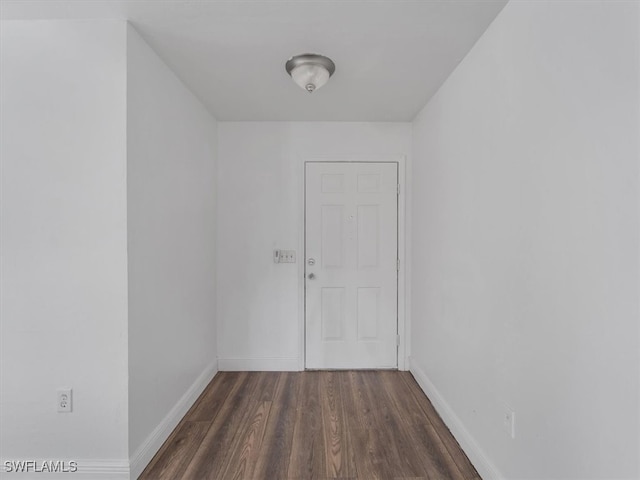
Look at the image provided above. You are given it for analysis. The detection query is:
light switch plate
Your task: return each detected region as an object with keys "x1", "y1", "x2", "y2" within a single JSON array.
[
  {"x1": 274, "y1": 250, "x2": 296, "y2": 263},
  {"x1": 278, "y1": 250, "x2": 296, "y2": 263}
]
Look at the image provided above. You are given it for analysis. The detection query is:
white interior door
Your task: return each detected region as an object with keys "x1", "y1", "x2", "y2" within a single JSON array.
[{"x1": 305, "y1": 162, "x2": 398, "y2": 369}]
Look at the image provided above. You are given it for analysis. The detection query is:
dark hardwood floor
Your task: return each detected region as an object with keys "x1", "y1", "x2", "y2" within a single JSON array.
[{"x1": 139, "y1": 371, "x2": 480, "y2": 480}]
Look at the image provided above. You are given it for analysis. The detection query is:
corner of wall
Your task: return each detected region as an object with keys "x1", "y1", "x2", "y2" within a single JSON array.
[
  {"x1": 129, "y1": 360, "x2": 218, "y2": 479},
  {"x1": 409, "y1": 358, "x2": 502, "y2": 480},
  {"x1": 126, "y1": 21, "x2": 220, "y2": 471}
]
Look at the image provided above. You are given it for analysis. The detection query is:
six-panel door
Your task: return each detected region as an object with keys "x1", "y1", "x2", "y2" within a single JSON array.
[{"x1": 305, "y1": 162, "x2": 398, "y2": 369}]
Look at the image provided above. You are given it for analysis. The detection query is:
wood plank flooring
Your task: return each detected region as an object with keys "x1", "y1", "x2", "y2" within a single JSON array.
[{"x1": 139, "y1": 371, "x2": 480, "y2": 480}]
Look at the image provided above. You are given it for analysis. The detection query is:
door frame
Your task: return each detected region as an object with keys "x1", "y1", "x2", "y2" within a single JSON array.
[{"x1": 297, "y1": 155, "x2": 410, "y2": 371}]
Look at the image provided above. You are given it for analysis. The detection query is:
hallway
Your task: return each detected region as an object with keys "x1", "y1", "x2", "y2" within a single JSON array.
[{"x1": 141, "y1": 371, "x2": 479, "y2": 480}]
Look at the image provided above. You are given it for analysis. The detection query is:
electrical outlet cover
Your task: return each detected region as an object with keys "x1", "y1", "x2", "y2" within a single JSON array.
[
  {"x1": 502, "y1": 405, "x2": 515, "y2": 438},
  {"x1": 57, "y1": 388, "x2": 72, "y2": 413}
]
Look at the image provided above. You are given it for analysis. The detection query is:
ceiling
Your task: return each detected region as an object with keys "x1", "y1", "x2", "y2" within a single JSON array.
[{"x1": 1, "y1": 0, "x2": 508, "y2": 121}]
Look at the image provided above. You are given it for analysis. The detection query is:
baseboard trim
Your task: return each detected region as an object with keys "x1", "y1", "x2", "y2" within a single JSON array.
[
  {"x1": 218, "y1": 357, "x2": 299, "y2": 371},
  {"x1": 77, "y1": 460, "x2": 130, "y2": 478},
  {"x1": 409, "y1": 357, "x2": 503, "y2": 480},
  {"x1": 129, "y1": 359, "x2": 219, "y2": 479},
  {"x1": 0, "y1": 459, "x2": 129, "y2": 480}
]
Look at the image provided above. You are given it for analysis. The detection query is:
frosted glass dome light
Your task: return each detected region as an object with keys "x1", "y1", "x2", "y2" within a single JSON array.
[{"x1": 285, "y1": 54, "x2": 335, "y2": 93}]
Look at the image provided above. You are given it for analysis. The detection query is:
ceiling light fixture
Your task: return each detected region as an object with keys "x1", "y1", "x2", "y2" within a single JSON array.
[{"x1": 285, "y1": 53, "x2": 336, "y2": 93}]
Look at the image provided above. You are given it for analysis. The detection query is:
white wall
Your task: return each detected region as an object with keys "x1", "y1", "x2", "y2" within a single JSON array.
[
  {"x1": 217, "y1": 122, "x2": 411, "y2": 370},
  {"x1": 0, "y1": 20, "x2": 219, "y2": 478},
  {"x1": 126, "y1": 25, "x2": 218, "y2": 474},
  {"x1": 0, "y1": 19, "x2": 129, "y2": 474},
  {"x1": 411, "y1": 1, "x2": 640, "y2": 479}
]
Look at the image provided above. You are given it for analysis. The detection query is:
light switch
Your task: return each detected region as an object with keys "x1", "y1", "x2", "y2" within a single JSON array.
[{"x1": 274, "y1": 250, "x2": 296, "y2": 263}]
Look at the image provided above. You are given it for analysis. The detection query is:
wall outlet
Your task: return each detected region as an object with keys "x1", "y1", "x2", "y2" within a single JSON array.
[
  {"x1": 503, "y1": 406, "x2": 515, "y2": 439},
  {"x1": 57, "y1": 388, "x2": 72, "y2": 413}
]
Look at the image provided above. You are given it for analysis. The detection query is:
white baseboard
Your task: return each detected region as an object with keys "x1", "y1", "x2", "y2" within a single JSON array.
[
  {"x1": 409, "y1": 357, "x2": 503, "y2": 480},
  {"x1": 129, "y1": 360, "x2": 219, "y2": 479},
  {"x1": 77, "y1": 460, "x2": 130, "y2": 479},
  {"x1": 0, "y1": 459, "x2": 129, "y2": 480},
  {"x1": 218, "y1": 357, "x2": 299, "y2": 371}
]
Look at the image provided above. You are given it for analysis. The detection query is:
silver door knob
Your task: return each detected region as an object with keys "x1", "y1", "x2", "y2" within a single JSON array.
[{"x1": 308, "y1": 273, "x2": 316, "y2": 280}]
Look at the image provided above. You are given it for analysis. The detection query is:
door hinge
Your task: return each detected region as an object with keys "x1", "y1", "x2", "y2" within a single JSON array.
[
  {"x1": 397, "y1": 184, "x2": 400, "y2": 195},
  {"x1": 396, "y1": 258, "x2": 400, "y2": 271},
  {"x1": 396, "y1": 335, "x2": 400, "y2": 346}
]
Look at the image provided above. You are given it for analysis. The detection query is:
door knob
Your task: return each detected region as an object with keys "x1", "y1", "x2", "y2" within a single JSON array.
[
  {"x1": 308, "y1": 258, "x2": 316, "y2": 265},
  {"x1": 308, "y1": 273, "x2": 316, "y2": 280}
]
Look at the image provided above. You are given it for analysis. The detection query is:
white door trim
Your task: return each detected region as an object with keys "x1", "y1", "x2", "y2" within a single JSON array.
[{"x1": 297, "y1": 154, "x2": 409, "y2": 371}]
